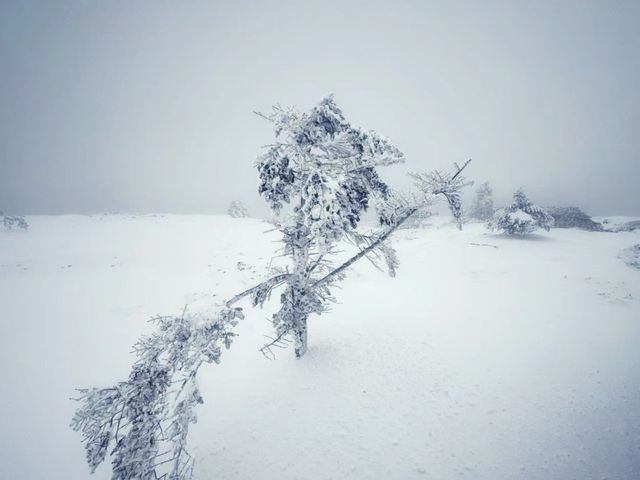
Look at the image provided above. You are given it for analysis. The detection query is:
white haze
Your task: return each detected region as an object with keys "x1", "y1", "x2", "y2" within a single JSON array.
[{"x1": 1, "y1": 0, "x2": 639, "y2": 216}]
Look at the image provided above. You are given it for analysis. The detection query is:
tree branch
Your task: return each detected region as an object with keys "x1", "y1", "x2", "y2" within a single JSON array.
[
  {"x1": 225, "y1": 273, "x2": 294, "y2": 307},
  {"x1": 259, "y1": 329, "x2": 291, "y2": 360},
  {"x1": 310, "y1": 207, "x2": 418, "y2": 291},
  {"x1": 450, "y1": 158, "x2": 472, "y2": 181}
]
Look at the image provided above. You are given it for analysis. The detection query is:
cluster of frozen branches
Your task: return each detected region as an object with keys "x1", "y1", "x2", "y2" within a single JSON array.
[
  {"x1": 408, "y1": 159, "x2": 473, "y2": 229},
  {"x1": 72, "y1": 95, "x2": 473, "y2": 479},
  {"x1": 71, "y1": 307, "x2": 244, "y2": 479},
  {"x1": 1, "y1": 211, "x2": 28, "y2": 231}
]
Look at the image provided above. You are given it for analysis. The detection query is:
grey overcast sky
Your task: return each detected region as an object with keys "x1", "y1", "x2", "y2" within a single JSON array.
[{"x1": 1, "y1": 0, "x2": 639, "y2": 216}]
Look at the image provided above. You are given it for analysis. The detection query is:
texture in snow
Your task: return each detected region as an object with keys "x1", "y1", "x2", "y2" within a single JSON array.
[{"x1": 0, "y1": 215, "x2": 639, "y2": 479}]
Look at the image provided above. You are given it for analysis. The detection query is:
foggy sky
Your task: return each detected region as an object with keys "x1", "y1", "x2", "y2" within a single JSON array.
[{"x1": 2, "y1": 0, "x2": 639, "y2": 216}]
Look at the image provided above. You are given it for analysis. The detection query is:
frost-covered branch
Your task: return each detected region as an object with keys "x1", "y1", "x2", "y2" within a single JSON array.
[
  {"x1": 225, "y1": 273, "x2": 294, "y2": 308},
  {"x1": 310, "y1": 160, "x2": 472, "y2": 291},
  {"x1": 71, "y1": 306, "x2": 244, "y2": 479},
  {"x1": 311, "y1": 207, "x2": 417, "y2": 290},
  {"x1": 409, "y1": 159, "x2": 472, "y2": 229},
  {"x1": 259, "y1": 328, "x2": 291, "y2": 360}
]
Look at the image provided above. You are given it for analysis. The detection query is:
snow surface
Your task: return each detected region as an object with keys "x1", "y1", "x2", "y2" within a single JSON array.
[
  {"x1": 1, "y1": 214, "x2": 639, "y2": 480},
  {"x1": 594, "y1": 216, "x2": 640, "y2": 232}
]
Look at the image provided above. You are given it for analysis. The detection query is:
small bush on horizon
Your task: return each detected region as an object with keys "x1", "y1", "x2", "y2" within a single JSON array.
[
  {"x1": 227, "y1": 200, "x2": 250, "y2": 218},
  {"x1": 469, "y1": 181, "x2": 494, "y2": 221},
  {"x1": 1, "y1": 211, "x2": 29, "y2": 231},
  {"x1": 488, "y1": 189, "x2": 553, "y2": 235}
]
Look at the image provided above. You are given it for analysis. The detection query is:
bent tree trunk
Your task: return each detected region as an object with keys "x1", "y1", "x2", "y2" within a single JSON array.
[
  {"x1": 290, "y1": 228, "x2": 311, "y2": 359},
  {"x1": 294, "y1": 207, "x2": 419, "y2": 359},
  {"x1": 293, "y1": 315, "x2": 308, "y2": 358},
  {"x1": 291, "y1": 280, "x2": 309, "y2": 358}
]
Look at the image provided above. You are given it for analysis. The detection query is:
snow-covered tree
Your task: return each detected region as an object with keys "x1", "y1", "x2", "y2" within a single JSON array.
[
  {"x1": 71, "y1": 95, "x2": 473, "y2": 479},
  {"x1": 384, "y1": 190, "x2": 432, "y2": 229},
  {"x1": 1, "y1": 211, "x2": 29, "y2": 230},
  {"x1": 488, "y1": 189, "x2": 554, "y2": 235},
  {"x1": 227, "y1": 200, "x2": 249, "y2": 218},
  {"x1": 245, "y1": 96, "x2": 473, "y2": 358},
  {"x1": 249, "y1": 95, "x2": 407, "y2": 357},
  {"x1": 469, "y1": 181, "x2": 494, "y2": 221}
]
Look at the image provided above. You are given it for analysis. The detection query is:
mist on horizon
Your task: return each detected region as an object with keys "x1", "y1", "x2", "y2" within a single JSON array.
[{"x1": 2, "y1": 0, "x2": 639, "y2": 217}]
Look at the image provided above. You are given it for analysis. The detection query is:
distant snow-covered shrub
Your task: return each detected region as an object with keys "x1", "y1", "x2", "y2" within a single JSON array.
[
  {"x1": 546, "y1": 206, "x2": 603, "y2": 231},
  {"x1": 489, "y1": 189, "x2": 553, "y2": 235},
  {"x1": 1, "y1": 211, "x2": 29, "y2": 231},
  {"x1": 469, "y1": 181, "x2": 494, "y2": 221},
  {"x1": 227, "y1": 200, "x2": 249, "y2": 218}
]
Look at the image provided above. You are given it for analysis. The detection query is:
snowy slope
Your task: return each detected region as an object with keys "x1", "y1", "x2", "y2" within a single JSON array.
[{"x1": 1, "y1": 215, "x2": 639, "y2": 480}]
